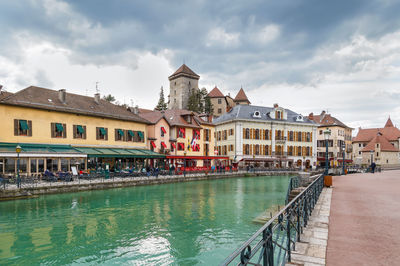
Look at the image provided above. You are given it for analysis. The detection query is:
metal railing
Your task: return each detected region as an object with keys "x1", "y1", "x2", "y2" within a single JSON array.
[
  {"x1": 285, "y1": 176, "x2": 300, "y2": 204},
  {"x1": 221, "y1": 174, "x2": 324, "y2": 266}
]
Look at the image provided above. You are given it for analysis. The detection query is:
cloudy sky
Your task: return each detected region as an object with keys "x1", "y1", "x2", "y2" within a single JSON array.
[{"x1": 1, "y1": 0, "x2": 400, "y2": 130}]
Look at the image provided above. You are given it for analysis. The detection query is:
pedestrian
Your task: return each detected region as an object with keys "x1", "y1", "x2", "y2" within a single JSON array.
[{"x1": 371, "y1": 162, "x2": 376, "y2": 173}]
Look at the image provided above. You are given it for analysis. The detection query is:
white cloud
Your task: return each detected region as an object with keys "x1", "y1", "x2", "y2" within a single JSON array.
[
  {"x1": 253, "y1": 24, "x2": 280, "y2": 44},
  {"x1": 205, "y1": 27, "x2": 240, "y2": 48}
]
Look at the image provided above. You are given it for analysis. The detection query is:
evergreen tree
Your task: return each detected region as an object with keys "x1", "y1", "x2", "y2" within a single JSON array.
[
  {"x1": 102, "y1": 94, "x2": 116, "y2": 103},
  {"x1": 204, "y1": 96, "x2": 213, "y2": 115},
  {"x1": 155, "y1": 86, "x2": 168, "y2": 111},
  {"x1": 187, "y1": 89, "x2": 201, "y2": 113}
]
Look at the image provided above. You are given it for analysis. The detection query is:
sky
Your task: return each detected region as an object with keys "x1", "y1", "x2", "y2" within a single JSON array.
[{"x1": 1, "y1": 0, "x2": 400, "y2": 131}]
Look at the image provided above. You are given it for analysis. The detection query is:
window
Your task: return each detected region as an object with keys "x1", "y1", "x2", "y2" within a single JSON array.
[
  {"x1": 171, "y1": 142, "x2": 175, "y2": 152},
  {"x1": 276, "y1": 130, "x2": 282, "y2": 140},
  {"x1": 244, "y1": 144, "x2": 250, "y2": 155},
  {"x1": 306, "y1": 132, "x2": 311, "y2": 142},
  {"x1": 127, "y1": 130, "x2": 134, "y2": 142},
  {"x1": 73, "y1": 125, "x2": 86, "y2": 139},
  {"x1": 218, "y1": 108, "x2": 222, "y2": 114},
  {"x1": 51, "y1": 122, "x2": 66, "y2": 138},
  {"x1": 217, "y1": 131, "x2": 221, "y2": 141},
  {"x1": 264, "y1": 145, "x2": 269, "y2": 155},
  {"x1": 14, "y1": 119, "x2": 32, "y2": 136},
  {"x1": 289, "y1": 131, "x2": 294, "y2": 141},
  {"x1": 255, "y1": 129, "x2": 260, "y2": 139},
  {"x1": 174, "y1": 90, "x2": 176, "y2": 95},
  {"x1": 255, "y1": 145, "x2": 260, "y2": 155},
  {"x1": 288, "y1": 146, "x2": 293, "y2": 156},
  {"x1": 223, "y1": 130, "x2": 227, "y2": 140},
  {"x1": 245, "y1": 128, "x2": 250, "y2": 139},
  {"x1": 297, "y1": 132, "x2": 302, "y2": 142},
  {"x1": 178, "y1": 142, "x2": 185, "y2": 151},
  {"x1": 223, "y1": 145, "x2": 227, "y2": 155},
  {"x1": 174, "y1": 99, "x2": 176, "y2": 103},
  {"x1": 376, "y1": 152, "x2": 379, "y2": 157},
  {"x1": 96, "y1": 127, "x2": 108, "y2": 140},
  {"x1": 115, "y1": 129, "x2": 125, "y2": 141},
  {"x1": 319, "y1": 130, "x2": 323, "y2": 135},
  {"x1": 161, "y1": 127, "x2": 166, "y2": 137},
  {"x1": 265, "y1": 130, "x2": 269, "y2": 140},
  {"x1": 178, "y1": 128, "x2": 185, "y2": 138},
  {"x1": 297, "y1": 146, "x2": 302, "y2": 156},
  {"x1": 218, "y1": 99, "x2": 222, "y2": 104},
  {"x1": 306, "y1": 147, "x2": 310, "y2": 156},
  {"x1": 229, "y1": 128, "x2": 234, "y2": 136},
  {"x1": 135, "y1": 131, "x2": 145, "y2": 142},
  {"x1": 275, "y1": 111, "x2": 282, "y2": 120},
  {"x1": 359, "y1": 143, "x2": 361, "y2": 147}
]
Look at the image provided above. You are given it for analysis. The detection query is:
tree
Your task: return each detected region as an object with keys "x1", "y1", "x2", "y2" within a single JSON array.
[
  {"x1": 155, "y1": 86, "x2": 168, "y2": 111},
  {"x1": 187, "y1": 89, "x2": 202, "y2": 113},
  {"x1": 204, "y1": 96, "x2": 213, "y2": 115},
  {"x1": 102, "y1": 94, "x2": 116, "y2": 103}
]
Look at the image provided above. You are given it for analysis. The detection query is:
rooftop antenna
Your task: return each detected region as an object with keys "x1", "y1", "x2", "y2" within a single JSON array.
[
  {"x1": 95, "y1": 81, "x2": 100, "y2": 93},
  {"x1": 130, "y1": 99, "x2": 134, "y2": 107}
]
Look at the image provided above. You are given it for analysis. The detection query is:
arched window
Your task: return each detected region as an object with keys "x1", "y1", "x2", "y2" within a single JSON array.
[
  {"x1": 306, "y1": 132, "x2": 311, "y2": 142},
  {"x1": 297, "y1": 146, "x2": 302, "y2": 156},
  {"x1": 306, "y1": 146, "x2": 310, "y2": 156},
  {"x1": 277, "y1": 130, "x2": 282, "y2": 140},
  {"x1": 255, "y1": 144, "x2": 260, "y2": 155},
  {"x1": 245, "y1": 144, "x2": 250, "y2": 155},
  {"x1": 245, "y1": 128, "x2": 250, "y2": 139},
  {"x1": 289, "y1": 131, "x2": 294, "y2": 141},
  {"x1": 255, "y1": 129, "x2": 260, "y2": 139},
  {"x1": 288, "y1": 146, "x2": 293, "y2": 156},
  {"x1": 265, "y1": 145, "x2": 269, "y2": 155},
  {"x1": 265, "y1": 130, "x2": 269, "y2": 140},
  {"x1": 298, "y1": 132, "x2": 302, "y2": 141}
]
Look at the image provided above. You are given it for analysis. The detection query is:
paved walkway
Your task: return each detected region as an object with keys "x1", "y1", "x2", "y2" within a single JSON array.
[
  {"x1": 326, "y1": 170, "x2": 400, "y2": 265},
  {"x1": 287, "y1": 187, "x2": 332, "y2": 266}
]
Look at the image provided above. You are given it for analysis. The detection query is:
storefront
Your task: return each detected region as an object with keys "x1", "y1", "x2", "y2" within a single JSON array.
[{"x1": 166, "y1": 155, "x2": 230, "y2": 171}]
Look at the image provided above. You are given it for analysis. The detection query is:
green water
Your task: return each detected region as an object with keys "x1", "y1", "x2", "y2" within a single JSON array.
[{"x1": 0, "y1": 176, "x2": 290, "y2": 265}]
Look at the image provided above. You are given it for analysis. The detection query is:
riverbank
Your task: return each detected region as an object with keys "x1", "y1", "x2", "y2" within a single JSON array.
[{"x1": 0, "y1": 170, "x2": 320, "y2": 200}]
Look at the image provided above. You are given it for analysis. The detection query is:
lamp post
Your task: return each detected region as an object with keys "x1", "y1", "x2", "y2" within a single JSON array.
[
  {"x1": 183, "y1": 151, "x2": 187, "y2": 177},
  {"x1": 370, "y1": 150, "x2": 374, "y2": 165},
  {"x1": 342, "y1": 143, "x2": 346, "y2": 175},
  {"x1": 16, "y1": 145, "x2": 21, "y2": 188},
  {"x1": 323, "y1": 129, "x2": 331, "y2": 176}
]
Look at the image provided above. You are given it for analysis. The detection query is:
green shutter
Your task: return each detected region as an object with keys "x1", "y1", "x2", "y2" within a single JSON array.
[
  {"x1": 19, "y1": 120, "x2": 29, "y2": 130},
  {"x1": 128, "y1": 130, "x2": 134, "y2": 137},
  {"x1": 77, "y1": 125, "x2": 84, "y2": 134},
  {"x1": 100, "y1": 127, "x2": 107, "y2": 135},
  {"x1": 56, "y1": 123, "x2": 64, "y2": 132},
  {"x1": 118, "y1": 129, "x2": 124, "y2": 136},
  {"x1": 138, "y1": 131, "x2": 144, "y2": 138}
]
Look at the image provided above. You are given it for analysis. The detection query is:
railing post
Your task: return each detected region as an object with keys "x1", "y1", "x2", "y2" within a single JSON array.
[
  {"x1": 264, "y1": 224, "x2": 274, "y2": 266},
  {"x1": 297, "y1": 201, "x2": 301, "y2": 241},
  {"x1": 287, "y1": 211, "x2": 291, "y2": 262}
]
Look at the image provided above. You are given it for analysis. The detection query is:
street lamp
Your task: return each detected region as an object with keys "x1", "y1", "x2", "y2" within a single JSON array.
[
  {"x1": 183, "y1": 151, "x2": 187, "y2": 177},
  {"x1": 342, "y1": 143, "x2": 346, "y2": 175},
  {"x1": 323, "y1": 129, "x2": 331, "y2": 176},
  {"x1": 370, "y1": 150, "x2": 374, "y2": 165},
  {"x1": 16, "y1": 145, "x2": 21, "y2": 188}
]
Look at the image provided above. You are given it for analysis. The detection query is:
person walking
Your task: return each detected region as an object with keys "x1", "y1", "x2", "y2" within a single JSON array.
[{"x1": 371, "y1": 162, "x2": 376, "y2": 173}]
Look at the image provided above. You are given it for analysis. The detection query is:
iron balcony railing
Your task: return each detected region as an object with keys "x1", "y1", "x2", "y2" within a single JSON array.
[{"x1": 221, "y1": 174, "x2": 324, "y2": 266}]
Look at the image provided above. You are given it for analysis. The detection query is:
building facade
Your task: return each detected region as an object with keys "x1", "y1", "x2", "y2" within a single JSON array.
[
  {"x1": 352, "y1": 118, "x2": 400, "y2": 167},
  {"x1": 168, "y1": 64, "x2": 200, "y2": 110},
  {"x1": 308, "y1": 111, "x2": 353, "y2": 167},
  {"x1": 207, "y1": 86, "x2": 251, "y2": 118},
  {"x1": 214, "y1": 104, "x2": 318, "y2": 169},
  {"x1": 0, "y1": 86, "x2": 163, "y2": 175}
]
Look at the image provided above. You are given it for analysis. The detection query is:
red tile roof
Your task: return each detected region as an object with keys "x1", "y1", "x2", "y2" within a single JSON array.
[
  {"x1": 309, "y1": 112, "x2": 349, "y2": 128},
  {"x1": 353, "y1": 118, "x2": 400, "y2": 142},
  {"x1": 138, "y1": 109, "x2": 213, "y2": 128},
  {"x1": 208, "y1": 86, "x2": 224, "y2": 98},
  {"x1": 168, "y1": 64, "x2": 200, "y2": 80},
  {"x1": 234, "y1": 88, "x2": 250, "y2": 103},
  {"x1": 385, "y1": 117, "x2": 394, "y2": 127},
  {"x1": 362, "y1": 134, "x2": 399, "y2": 152}
]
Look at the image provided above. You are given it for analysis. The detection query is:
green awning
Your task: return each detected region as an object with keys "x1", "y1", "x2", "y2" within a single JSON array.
[
  {"x1": 19, "y1": 120, "x2": 29, "y2": 130},
  {"x1": 74, "y1": 147, "x2": 103, "y2": 156},
  {"x1": 128, "y1": 130, "x2": 134, "y2": 137},
  {"x1": 72, "y1": 147, "x2": 165, "y2": 158},
  {"x1": 118, "y1": 129, "x2": 124, "y2": 136},
  {"x1": 77, "y1": 125, "x2": 84, "y2": 134},
  {"x1": 138, "y1": 131, "x2": 144, "y2": 138},
  {"x1": 56, "y1": 123, "x2": 64, "y2": 132},
  {"x1": 100, "y1": 127, "x2": 107, "y2": 135},
  {"x1": 0, "y1": 143, "x2": 85, "y2": 157}
]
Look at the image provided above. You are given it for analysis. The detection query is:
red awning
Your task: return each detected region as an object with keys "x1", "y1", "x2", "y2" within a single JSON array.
[
  {"x1": 161, "y1": 142, "x2": 167, "y2": 148},
  {"x1": 151, "y1": 141, "x2": 156, "y2": 148},
  {"x1": 166, "y1": 155, "x2": 230, "y2": 160},
  {"x1": 161, "y1": 127, "x2": 166, "y2": 133},
  {"x1": 317, "y1": 157, "x2": 334, "y2": 161},
  {"x1": 171, "y1": 143, "x2": 176, "y2": 149},
  {"x1": 337, "y1": 159, "x2": 353, "y2": 163}
]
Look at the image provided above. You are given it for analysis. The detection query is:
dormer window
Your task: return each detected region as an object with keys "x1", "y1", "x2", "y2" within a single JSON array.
[
  {"x1": 275, "y1": 111, "x2": 282, "y2": 120},
  {"x1": 296, "y1": 115, "x2": 304, "y2": 122},
  {"x1": 253, "y1": 111, "x2": 261, "y2": 118}
]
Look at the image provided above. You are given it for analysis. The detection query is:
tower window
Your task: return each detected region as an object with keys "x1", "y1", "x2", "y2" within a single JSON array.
[{"x1": 174, "y1": 90, "x2": 176, "y2": 95}]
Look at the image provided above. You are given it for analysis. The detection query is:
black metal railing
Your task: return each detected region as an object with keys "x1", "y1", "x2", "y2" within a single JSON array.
[
  {"x1": 221, "y1": 174, "x2": 324, "y2": 266},
  {"x1": 285, "y1": 176, "x2": 300, "y2": 204}
]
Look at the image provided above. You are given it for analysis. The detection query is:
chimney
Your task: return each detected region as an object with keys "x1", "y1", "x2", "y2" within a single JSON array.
[
  {"x1": 94, "y1": 93, "x2": 100, "y2": 104},
  {"x1": 273, "y1": 103, "x2": 279, "y2": 108},
  {"x1": 321, "y1": 110, "x2": 326, "y2": 116},
  {"x1": 133, "y1": 105, "x2": 139, "y2": 115},
  {"x1": 58, "y1": 89, "x2": 66, "y2": 104},
  {"x1": 309, "y1": 112, "x2": 314, "y2": 120}
]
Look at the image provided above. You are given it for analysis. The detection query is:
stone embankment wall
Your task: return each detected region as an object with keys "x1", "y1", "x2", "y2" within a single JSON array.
[{"x1": 0, "y1": 171, "x2": 320, "y2": 201}]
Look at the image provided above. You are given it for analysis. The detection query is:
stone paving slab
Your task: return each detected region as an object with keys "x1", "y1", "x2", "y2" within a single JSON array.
[{"x1": 287, "y1": 187, "x2": 332, "y2": 266}]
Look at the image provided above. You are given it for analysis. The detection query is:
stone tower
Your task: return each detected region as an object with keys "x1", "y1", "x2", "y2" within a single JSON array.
[{"x1": 168, "y1": 64, "x2": 200, "y2": 110}]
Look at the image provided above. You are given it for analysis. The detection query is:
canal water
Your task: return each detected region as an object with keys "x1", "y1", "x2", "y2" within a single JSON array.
[{"x1": 0, "y1": 175, "x2": 290, "y2": 265}]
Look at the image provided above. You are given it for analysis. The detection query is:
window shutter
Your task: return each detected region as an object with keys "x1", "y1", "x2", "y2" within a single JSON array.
[
  {"x1": 243, "y1": 128, "x2": 246, "y2": 139},
  {"x1": 124, "y1": 130, "x2": 127, "y2": 141},
  {"x1": 310, "y1": 132, "x2": 313, "y2": 142},
  {"x1": 115, "y1": 129, "x2": 118, "y2": 141},
  {"x1": 243, "y1": 144, "x2": 245, "y2": 154},
  {"x1": 203, "y1": 129, "x2": 206, "y2": 141},
  {"x1": 83, "y1": 126, "x2": 87, "y2": 139},
  {"x1": 14, "y1": 119, "x2": 19, "y2": 136},
  {"x1": 63, "y1": 124, "x2": 67, "y2": 138},
  {"x1": 105, "y1": 128, "x2": 108, "y2": 140},
  {"x1": 96, "y1": 127, "x2": 99, "y2": 140},
  {"x1": 51, "y1": 123, "x2": 55, "y2": 138},
  {"x1": 310, "y1": 147, "x2": 313, "y2": 156},
  {"x1": 28, "y1": 120, "x2": 32, "y2": 136},
  {"x1": 73, "y1": 125, "x2": 77, "y2": 139}
]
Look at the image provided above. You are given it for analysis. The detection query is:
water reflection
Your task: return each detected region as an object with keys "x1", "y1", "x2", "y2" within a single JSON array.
[{"x1": 0, "y1": 175, "x2": 290, "y2": 265}]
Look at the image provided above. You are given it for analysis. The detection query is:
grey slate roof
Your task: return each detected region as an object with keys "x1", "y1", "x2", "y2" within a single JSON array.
[{"x1": 213, "y1": 104, "x2": 317, "y2": 125}]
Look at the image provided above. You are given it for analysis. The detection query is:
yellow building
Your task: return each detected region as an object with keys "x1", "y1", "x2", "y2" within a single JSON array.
[
  {"x1": 139, "y1": 109, "x2": 226, "y2": 169},
  {"x1": 0, "y1": 86, "x2": 163, "y2": 175}
]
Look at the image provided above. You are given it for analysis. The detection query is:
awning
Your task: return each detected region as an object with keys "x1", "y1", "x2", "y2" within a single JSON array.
[
  {"x1": 161, "y1": 142, "x2": 167, "y2": 148},
  {"x1": 317, "y1": 157, "x2": 334, "y2": 161},
  {"x1": 77, "y1": 125, "x2": 84, "y2": 134},
  {"x1": 171, "y1": 143, "x2": 176, "y2": 149},
  {"x1": 118, "y1": 129, "x2": 124, "y2": 136},
  {"x1": 161, "y1": 127, "x2": 166, "y2": 133},
  {"x1": 337, "y1": 159, "x2": 353, "y2": 163},
  {"x1": 128, "y1": 130, "x2": 134, "y2": 137},
  {"x1": 56, "y1": 123, "x2": 64, "y2": 132},
  {"x1": 19, "y1": 120, "x2": 29, "y2": 130},
  {"x1": 99, "y1": 127, "x2": 107, "y2": 135},
  {"x1": 166, "y1": 155, "x2": 230, "y2": 160},
  {"x1": 151, "y1": 141, "x2": 156, "y2": 148},
  {"x1": 74, "y1": 147, "x2": 165, "y2": 158},
  {"x1": 0, "y1": 143, "x2": 85, "y2": 158},
  {"x1": 138, "y1": 131, "x2": 144, "y2": 138}
]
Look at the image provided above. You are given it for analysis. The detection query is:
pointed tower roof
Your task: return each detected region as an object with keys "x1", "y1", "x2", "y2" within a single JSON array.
[
  {"x1": 234, "y1": 88, "x2": 251, "y2": 104},
  {"x1": 208, "y1": 86, "x2": 224, "y2": 98},
  {"x1": 168, "y1": 64, "x2": 200, "y2": 80},
  {"x1": 385, "y1": 117, "x2": 394, "y2": 128}
]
